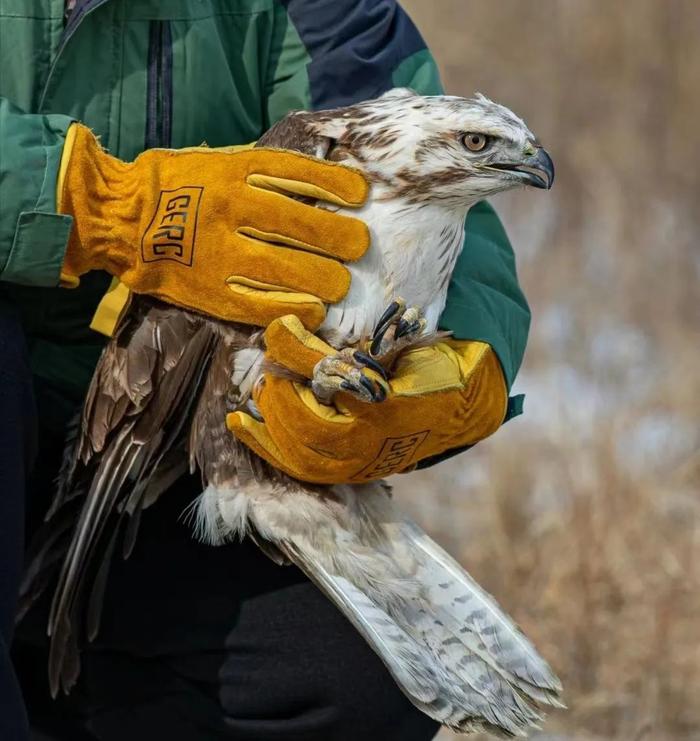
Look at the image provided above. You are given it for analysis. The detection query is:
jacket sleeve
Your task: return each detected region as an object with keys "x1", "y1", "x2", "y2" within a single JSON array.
[
  {"x1": 265, "y1": 0, "x2": 441, "y2": 122},
  {"x1": 441, "y1": 203, "x2": 531, "y2": 392},
  {"x1": 0, "y1": 97, "x2": 75, "y2": 287}
]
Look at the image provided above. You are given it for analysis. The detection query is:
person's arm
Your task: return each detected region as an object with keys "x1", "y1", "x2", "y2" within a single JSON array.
[{"x1": 0, "y1": 97, "x2": 76, "y2": 287}]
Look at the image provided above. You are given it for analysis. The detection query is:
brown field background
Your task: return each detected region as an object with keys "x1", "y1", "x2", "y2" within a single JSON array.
[{"x1": 396, "y1": 2, "x2": 700, "y2": 739}]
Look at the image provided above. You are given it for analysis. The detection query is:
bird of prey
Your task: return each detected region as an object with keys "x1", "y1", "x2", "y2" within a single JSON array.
[{"x1": 23, "y1": 89, "x2": 561, "y2": 736}]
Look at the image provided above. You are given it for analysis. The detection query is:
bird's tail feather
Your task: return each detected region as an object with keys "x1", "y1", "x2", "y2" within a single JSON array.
[
  {"x1": 203, "y1": 481, "x2": 562, "y2": 735},
  {"x1": 282, "y1": 525, "x2": 548, "y2": 736},
  {"x1": 286, "y1": 541, "x2": 483, "y2": 730},
  {"x1": 402, "y1": 521, "x2": 564, "y2": 706}
]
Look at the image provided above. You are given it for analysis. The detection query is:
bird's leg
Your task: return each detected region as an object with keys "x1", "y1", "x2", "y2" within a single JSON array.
[
  {"x1": 367, "y1": 299, "x2": 427, "y2": 372},
  {"x1": 310, "y1": 300, "x2": 426, "y2": 405},
  {"x1": 312, "y1": 348, "x2": 389, "y2": 405}
]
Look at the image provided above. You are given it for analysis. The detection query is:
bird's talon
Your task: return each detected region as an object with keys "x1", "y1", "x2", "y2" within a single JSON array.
[
  {"x1": 340, "y1": 380, "x2": 362, "y2": 396},
  {"x1": 368, "y1": 300, "x2": 426, "y2": 364},
  {"x1": 373, "y1": 383, "x2": 387, "y2": 403},
  {"x1": 395, "y1": 318, "x2": 421, "y2": 340},
  {"x1": 313, "y1": 304, "x2": 421, "y2": 403},
  {"x1": 358, "y1": 375, "x2": 377, "y2": 398},
  {"x1": 369, "y1": 333, "x2": 386, "y2": 359},
  {"x1": 374, "y1": 299, "x2": 403, "y2": 334},
  {"x1": 369, "y1": 298, "x2": 406, "y2": 356},
  {"x1": 353, "y1": 351, "x2": 389, "y2": 380}
]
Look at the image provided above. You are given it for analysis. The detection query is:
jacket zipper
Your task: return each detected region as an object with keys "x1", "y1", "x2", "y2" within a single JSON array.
[
  {"x1": 145, "y1": 20, "x2": 173, "y2": 149},
  {"x1": 39, "y1": 0, "x2": 112, "y2": 110}
]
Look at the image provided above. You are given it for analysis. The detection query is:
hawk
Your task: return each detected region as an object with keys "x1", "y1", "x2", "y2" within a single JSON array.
[{"x1": 24, "y1": 89, "x2": 561, "y2": 736}]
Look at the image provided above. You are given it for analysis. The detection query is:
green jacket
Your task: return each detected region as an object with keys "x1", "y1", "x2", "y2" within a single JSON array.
[{"x1": 0, "y1": 0, "x2": 530, "y2": 433}]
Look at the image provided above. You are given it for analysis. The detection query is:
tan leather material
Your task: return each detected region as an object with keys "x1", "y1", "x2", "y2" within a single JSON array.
[
  {"x1": 59, "y1": 125, "x2": 370, "y2": 328},
  {"x1": 228, "y1": 315, "x2": 509, "y2": 484}
]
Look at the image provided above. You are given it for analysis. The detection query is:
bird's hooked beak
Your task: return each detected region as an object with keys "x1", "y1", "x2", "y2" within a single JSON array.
[{"x1": 491, "y1": 146, "x2": 555, "y2": 190}]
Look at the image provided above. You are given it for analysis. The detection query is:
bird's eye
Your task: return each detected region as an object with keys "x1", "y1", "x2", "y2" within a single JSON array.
[{"x1": 462, "y1": 133, "x2": 489, "y2": 152}]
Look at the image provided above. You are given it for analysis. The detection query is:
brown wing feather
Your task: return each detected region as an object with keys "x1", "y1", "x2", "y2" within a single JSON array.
[
  {"x1": 189, "y1": 325, "x2": 281, "y2": 490},
  {"x1": 25, "y1": 296, "x2": 219, "y2": 695}
]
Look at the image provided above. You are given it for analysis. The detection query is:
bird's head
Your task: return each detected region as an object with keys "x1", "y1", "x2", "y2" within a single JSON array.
[{"x1": 294, "y1": 88, "x2": 554, "y2": 210}]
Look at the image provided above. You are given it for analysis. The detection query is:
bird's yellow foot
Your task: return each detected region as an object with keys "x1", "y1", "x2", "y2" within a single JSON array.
[
  {"x1": 312, "y1": 347, "x2": 389, "y2": 404},
  {"x1": 367, "y1": 299, "x2": 427, "y2": 370}
]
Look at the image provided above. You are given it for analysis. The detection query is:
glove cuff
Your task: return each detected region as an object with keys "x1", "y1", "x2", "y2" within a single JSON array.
[{"x1": 59, "y1": 124, "x2": 136, "y2": 283}]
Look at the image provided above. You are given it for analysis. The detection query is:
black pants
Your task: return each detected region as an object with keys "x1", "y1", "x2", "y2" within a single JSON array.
[
  {"x1": 15, "y1": 426, "x2": 438, "y2": 740},
  {"x1": 0, "y1": 306, "x2": 36, "y2": 741}
]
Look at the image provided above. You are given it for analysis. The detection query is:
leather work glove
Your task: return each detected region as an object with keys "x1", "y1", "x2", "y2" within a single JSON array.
[
  {"x1": 227, "y1": 315, "x2": 509, "y2": 484},
  {"x1": 57, "y1": 124, "x2": 369, "y2": 329}
]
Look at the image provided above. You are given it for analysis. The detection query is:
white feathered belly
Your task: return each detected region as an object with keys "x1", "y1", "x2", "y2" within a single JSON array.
[{"x1": 320, "y1": 199, "x2": 467, "y2": 345}]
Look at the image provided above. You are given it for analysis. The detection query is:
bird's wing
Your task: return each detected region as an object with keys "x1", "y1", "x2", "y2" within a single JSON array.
[
  {"x1": 188, "y1": 326, "x2": 270, "y2": 491},
  {"x1": 29, "y1": 296, "x2": 219, "y2": 696}
]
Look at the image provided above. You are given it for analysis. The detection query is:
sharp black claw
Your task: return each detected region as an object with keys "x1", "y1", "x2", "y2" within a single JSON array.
[
  {"x1": 340, "y1": 380, "x2": 361, "y2": 395},
  {"x1": 395, "y1": 319, "x2": 421, "y2": 340},
  {"x1": 373, "y1": 383, "x2": 387, "y2": 403},
  {"x1": 353, "y1": 351, "x2": 389, "y2": 380},
  {"x1": 395, "y1": 318, "x2": 409, "y2": 338},
  {"x1": 358, "y1": 375, "x2": 377, "y2": 398},
  {"x1": 374, "y1": 301, "x2": 401, "y2": 333},
  {"x1": 369, "y1": 333, "x2": 386, "y2": 358},
  {"x1": 370, "y1": 301, "x2": 402, "y2": 356}
]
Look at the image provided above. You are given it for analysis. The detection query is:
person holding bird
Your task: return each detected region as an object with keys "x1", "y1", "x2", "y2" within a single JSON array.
[{"x1": 1, "y1": 1, "x2": 532, "y2": 739}]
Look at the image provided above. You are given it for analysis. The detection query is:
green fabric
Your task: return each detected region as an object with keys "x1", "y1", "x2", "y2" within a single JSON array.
[
  {"x1": 0, "y1": 98, "x2": 75, "y2": 285},
  {"x1": 0, "y1": 0, "x2": 529, "y2": 431},
  {"x1": 264, "y1": 8, "x2": 313, "y2": 127},
  {"x1": 392, "y1": 48, "x2": 443, "y2": 93},
  {"x1": 441, "y1": 203, "x2": 531, "y2": 390},
  {"x1": 4, "y1": 212, "x2": 74, "y2": 286}
]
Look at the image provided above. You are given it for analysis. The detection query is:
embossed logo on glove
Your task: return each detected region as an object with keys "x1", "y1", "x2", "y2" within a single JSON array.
[
  {"x1": 352, "y1": 431, "x2": 430, "y2": 480},
  {"x1": 141, "y1": 186, "x2": 203, "y2": 265}
]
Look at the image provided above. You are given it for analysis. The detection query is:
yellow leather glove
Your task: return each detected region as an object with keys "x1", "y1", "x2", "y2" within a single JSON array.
[
  {"x1": 57, "y1": 124, "x2": 369, "y2": 329},
  {"x1": 227, "y1": 315, "x2": 509, "y2": 484}
]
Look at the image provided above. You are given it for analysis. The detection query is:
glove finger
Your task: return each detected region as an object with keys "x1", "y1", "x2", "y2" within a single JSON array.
[
  {"x1": 230, "y1": 236, "x2": 351, "y2": 303},
  {"x1": 256, "y1": 376, "x2": 360, "y2": 431},
  {"x1": 246, "y1": 149, "x2": 369, "y2": 207},
  {"x1": 263, "y1": 315, "x2": 335, "y2": 378},
  {"x1": 217, "y1": 284, "x2": 327, "y2": 330},
  {"x1": 240, "y1": 189, "x2": 369, "y2": 262}
]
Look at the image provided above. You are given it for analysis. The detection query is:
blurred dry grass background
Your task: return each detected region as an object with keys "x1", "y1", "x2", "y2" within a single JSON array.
[{"x1": 396, "y1": 2, "x2": 700, "y2": 739}]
